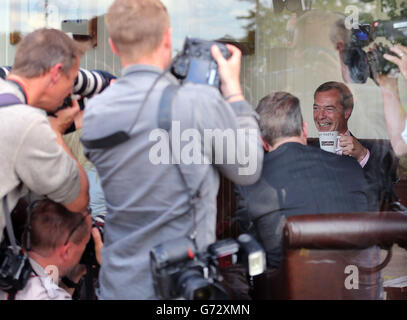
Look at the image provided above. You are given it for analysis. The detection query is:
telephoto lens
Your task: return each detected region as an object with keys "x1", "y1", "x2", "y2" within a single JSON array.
[
  {"x1": 74, "y1": 69, "x2": 116, "y2": 99},
  {"x1": 0, "y1": 66, "x2": 11, "y2": 79}
]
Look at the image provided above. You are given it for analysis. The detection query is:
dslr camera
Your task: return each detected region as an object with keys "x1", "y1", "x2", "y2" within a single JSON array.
[
  {"x1": 80, "y1": 214, "x2": 104, "y2": 268},
  {"x1": 0, "y1": 66, "x2": 115, "y2": 133},
  {"x1": 345, "y1": 19, "x2": 407, "y2": 84},
  {"x1": 171, "y1": 37, "x2": 231, "y2": 89},
  {"x1": 0, "y1": 199, "x2": 32, "y2": 294},
  {"x1": 150, "y1": 233, "x2": 266, "y2": 300},
  {"x1": 0, "y1": 246, "x2": 32, "y2": 293},
  {"x1": 55, "y1": 69, "x2": 116, "y2": 134},
  {"x1": 72, "y1": 69, "x2": 116, "y2": 110},
  {"x1": 57, "y1": 68, "x2": 116, "y2": 112}
]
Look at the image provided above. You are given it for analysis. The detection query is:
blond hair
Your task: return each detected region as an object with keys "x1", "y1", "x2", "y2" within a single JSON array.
[{"x1": 105, "y1": 0, "x2": 170, "y2": 59}]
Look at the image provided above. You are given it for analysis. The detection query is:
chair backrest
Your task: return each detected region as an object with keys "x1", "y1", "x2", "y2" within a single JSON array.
[{"x1": 252, "y1": 212, "x2": 407, "y2": 300}]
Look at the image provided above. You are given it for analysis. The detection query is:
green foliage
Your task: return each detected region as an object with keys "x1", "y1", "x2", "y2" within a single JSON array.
[{"x1": 381, "y1": 0, "x2": 407, "y2": 18}]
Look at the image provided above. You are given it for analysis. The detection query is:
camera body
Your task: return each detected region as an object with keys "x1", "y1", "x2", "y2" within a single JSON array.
[
  {"x1": 54, "y1": 69, "x2": 115, "y2": 134},
  {"x1": 0, "y1": 246, "x2": 32, "y2": 293},
  {"x1": 346, "y1": 19, "x2": 407, "y2": 83},
  {"x1": 0, "y1": 67, "x2": 115, "y2": 106},
  {"x1": 80, "y1": 215, "x2": 104, "y2": 268},
  {"x1": 57, "y1": 68, "x2": 116, "y2": 113},
  {"x1": 171, "y1": 38, "x2": 231, "y2": 89},
  {"x1": 150, "y1": 233, "x2": 265, "y2": 300},
  {"x1": 73, "y1": 69, "x2": 116, "y2": 106}
]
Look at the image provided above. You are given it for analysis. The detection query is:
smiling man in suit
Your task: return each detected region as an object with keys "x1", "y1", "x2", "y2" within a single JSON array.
[
  {"x1": 235, "y1": 91, "x2": 370, "y2": 268},
  {"x1": 312, "y1": 81, "x2": 398, "y2": 211}
]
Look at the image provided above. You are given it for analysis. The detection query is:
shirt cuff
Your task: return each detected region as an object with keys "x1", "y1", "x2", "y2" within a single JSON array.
[{"x1": 359, "y1": 148, "x2": 370, "y2": 168}]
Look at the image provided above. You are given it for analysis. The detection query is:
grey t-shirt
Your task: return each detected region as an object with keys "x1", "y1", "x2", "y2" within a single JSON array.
[
  {"x1": 0, "y1": 79, "x2": 81, "y2": 241},
  {"x1": 82, "y1": 64, "x2": 263, "y2": 299}
]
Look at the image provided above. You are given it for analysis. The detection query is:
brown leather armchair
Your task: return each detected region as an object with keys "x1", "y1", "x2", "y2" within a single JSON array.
[{"x1": 252, "y1": 212, "x2": 407, "y2": 300}]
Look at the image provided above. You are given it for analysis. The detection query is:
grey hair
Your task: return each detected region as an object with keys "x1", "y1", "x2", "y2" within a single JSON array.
[
  {"x1": 256, "y1": 92, "x2": 303, "y2": 146},
  {"x1": 11, "y1": 28, "x2": 85, "y2": 78}
]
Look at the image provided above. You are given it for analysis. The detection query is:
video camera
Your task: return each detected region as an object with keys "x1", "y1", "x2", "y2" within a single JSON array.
[
  {"x1": 345, "y1": 18, "x2": 407, "y2": 84},
  {"x1": 150, "y1": 233, "x2": 266, "y2": 300},
  {"x1": 171, "y1": 37, "x2": 231, "y2": 89}
]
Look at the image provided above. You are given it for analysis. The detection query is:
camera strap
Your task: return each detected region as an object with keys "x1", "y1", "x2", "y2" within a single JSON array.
[
  {"x1": 0, "y1": 93, "x2": 22, "y2": 109},
  {"x1": 2, "y1": 196, "x2": 19, "y2": 255},
  {"x1": 81, "y1": 69, "x2": 171, "y2": 150},
  {"x1": 157, "y1": 84, "x2": 201, "y2": 242},
  {"x1": 6, "y1": 80, "x2": 27, "y2": 104}
]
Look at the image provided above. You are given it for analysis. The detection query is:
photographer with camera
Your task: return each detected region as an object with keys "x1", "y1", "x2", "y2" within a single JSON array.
[
  {"x1": 0, "y1": 199, "x2": 102, "y2": 300},
  {"x1": 0, "y1": 28, "x2": 90, "y2": 242},
  {"x1": 377, "y1": 44, "x2": 407, "y2": 156},
  {"x1": 81, "y1": 0, "x2": 263, "y2": 299}
]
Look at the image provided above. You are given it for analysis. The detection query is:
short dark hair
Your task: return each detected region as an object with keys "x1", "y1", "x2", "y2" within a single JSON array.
[
  {"x1": 256, "y1": 92, "x2": 303, "y2": 146},
  {"x1": 11, "y1": 28, "x2": 85, "y2": 78},
  {"x1": 22, "y1": 200, "x2": 90, "y2": 256},
  {"x1": 314, "y1": 81, "x2": 354, "y2": 112}
]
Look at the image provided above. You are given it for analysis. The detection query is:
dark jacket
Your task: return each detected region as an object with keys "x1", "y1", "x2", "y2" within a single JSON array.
[
  {"x1": 235, "y1": 142, "x2": 370, "y2": 268},
  {"x1": 310, "y1": 136, "x2": 398, "y2": 211}
]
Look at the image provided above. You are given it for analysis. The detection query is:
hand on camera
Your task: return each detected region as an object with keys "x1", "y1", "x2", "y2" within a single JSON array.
[
  {"x1": 211, "y1": 44, "x2": 244, "y2": 102},
  {"x1": 384, "y1": 44, "x2": 407, "y2": 81},
  {"x1": 66, "y1": 264, "x2": 87, "y2": 284},
  {"x1": 48, "y1": 99, "x2": 81, "y2": 134},
  {"x1": 92, "y1": 227, "x2": 103, "y2": 266},
  {"x1": 377, "y1": 73, "x2": 398, "y2": 92}
]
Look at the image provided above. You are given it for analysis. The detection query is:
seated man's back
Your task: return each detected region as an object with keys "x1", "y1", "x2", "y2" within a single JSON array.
[{"x1": 236, "y1": 141, "x2": 369, "y2": 267}]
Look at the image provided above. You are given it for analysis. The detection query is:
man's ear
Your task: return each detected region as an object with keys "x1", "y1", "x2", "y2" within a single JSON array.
[
  {"x1": 336, "y1": 41, "x2": 345, "y2": 54},
  {"x1": 302, "y1": 121, "x2": 308, "y2": 140},
  {"x1": 58, "y1": 242, "x2": 71, "y2": 262},
  {"x1": 260, "y1": 136, "x2": 271, "y2": 152},
  {"x1": 49, "y1": 63, "x2": 63, "y2": 84},
  {"x1": 163, "y1": 27, "x2": 172, "y2": 50},
  {"x1": 109, "y1": 37, "x2": 120, "y2": 56},
  {"x1": 344, "y1": 107, "x2": 352, "y2": 120}
]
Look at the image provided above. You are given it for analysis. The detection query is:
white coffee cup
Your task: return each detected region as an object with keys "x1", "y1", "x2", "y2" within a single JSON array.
[{"x1": 318, "y1": 131, "x2": 339, "y2": 153}]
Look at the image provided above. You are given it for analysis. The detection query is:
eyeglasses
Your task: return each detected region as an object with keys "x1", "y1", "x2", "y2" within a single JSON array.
[{"x1": 63, "y1": 208, "x2": 92, "y2": 246}]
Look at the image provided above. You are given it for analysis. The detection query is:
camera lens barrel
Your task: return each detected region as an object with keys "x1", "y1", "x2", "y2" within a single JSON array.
[
  {"x1": 73, "y1": 69, "x2": 115, "y2": 99},
  {"x1": 176, "y1": 268, "x2": 214, "y2": 300},
  {"x1": 0, "y1": 66, "x2": 11, "y2": 80}
]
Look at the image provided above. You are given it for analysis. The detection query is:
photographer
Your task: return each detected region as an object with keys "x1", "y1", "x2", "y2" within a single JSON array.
[
  {"x1": 0, "y1": 200, "x2": 102, "y2": 300},
  {"x1": 378, "y1": 44, "x2": 407, "y2": 156},
  {"x1": 0, "y1": 28, "x2": 90, "y2": 242},
  {"x1": 81, "y1": 0, "x2": 263, "y2": 299}
]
